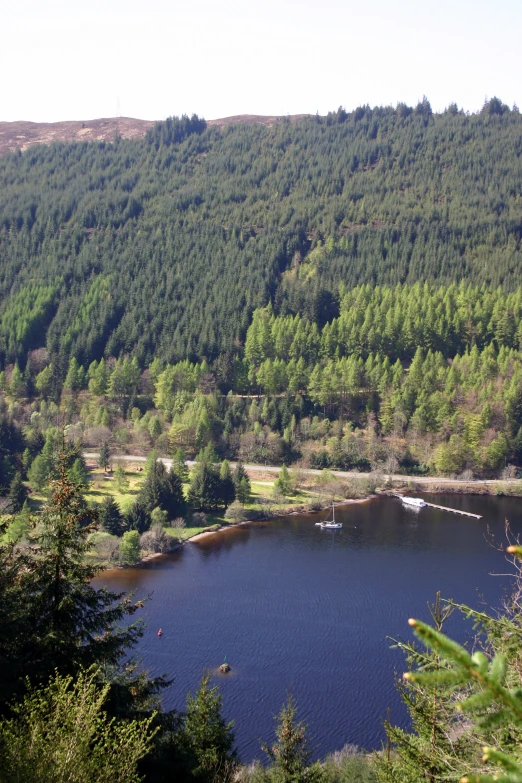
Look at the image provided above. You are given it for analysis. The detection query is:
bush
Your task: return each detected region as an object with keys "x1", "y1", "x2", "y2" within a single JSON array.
[
  {"x1": 119, "y1": 531, "x2": 140, "y2": 565},
  {"x1": 139, "y1": 523, "x2": 170, "y2": 554},
  {"x1": 225, "y1": 501, "x2": 249, "y2": 523}
]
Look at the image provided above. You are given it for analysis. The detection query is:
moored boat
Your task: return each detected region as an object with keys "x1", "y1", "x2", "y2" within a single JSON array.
[
  {"x1": 400, "y1": 496, "x2": 427, "y2": 508},
  {"x1": 315, "y1": 502, "x2": 343, "y2": 529}
]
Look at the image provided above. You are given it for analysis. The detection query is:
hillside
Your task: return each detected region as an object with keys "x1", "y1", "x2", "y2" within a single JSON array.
[
  {"x1": 0, "y1": 100, "x2": 521, "y2": 372},
  {"x1": 0, "y1": 114, "x2": 310, "y2": 155}
]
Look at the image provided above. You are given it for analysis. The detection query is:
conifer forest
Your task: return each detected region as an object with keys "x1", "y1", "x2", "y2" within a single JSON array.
[{"x1": 3, "y1": 100, "x2": 522, "y2": 782}]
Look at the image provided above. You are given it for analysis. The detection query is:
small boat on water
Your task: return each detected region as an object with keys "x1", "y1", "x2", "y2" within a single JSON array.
[
  {"x1": 400, "y1": 496, "x2": 427, "y2": 508},
  {"x1": 315, "y1": 502, "x2": 343, "y2": 530}
]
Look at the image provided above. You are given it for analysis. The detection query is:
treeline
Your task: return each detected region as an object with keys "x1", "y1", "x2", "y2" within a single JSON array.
[
  {"x1": 2, "y1": 284, "x2": 522, "y2": 482},
  {"x1": 1, "y1": 99, "x2": 522, "y2": 370}
]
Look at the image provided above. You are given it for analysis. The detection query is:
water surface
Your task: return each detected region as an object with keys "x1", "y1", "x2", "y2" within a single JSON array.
[{"x1": 98, "y1": 494, "x2": 522, "y2": 760}]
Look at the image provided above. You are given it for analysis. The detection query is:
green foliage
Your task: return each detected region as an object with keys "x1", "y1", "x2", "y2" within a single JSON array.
[
  {"x1": 125, "y1": 499, "x2": 151, "y2": 534},
  {"x1": 261, "y1": 693, "x2": 322, "y2": 782},
  {"x1": 7, "y1": 472, "x2": 27, "y2": 513},
  {"x1": 68, "y1": 457, "x2": 89, "y2": 488},
  {"x1": 188, "y1": 461, "x2": 234, "y2": 510},
  {"x1": 179, "y1": 672, "x2": 238, "y2": 783},
  {"x1": 275, "y1": 465, "x2": 293, "y2": 496},
  {"x1": 2, "y1": 110, "x2": 522, "y2": 372},
  {"x1": 119, "y1": 530, "x2": 141, "y2": 565},
  {"x1": 233, "y1": 462, "x2": 252, "y2": 504},
  {"x1": 172, "y1": 448, "x2": 189, "y2": 482},
  {"x1": 379, "y1": 557, "x2": 522, "y2": 783},
  {"x1": 113, "y1": 463, "x2": 130, "y2": 492},
  {"x1": 98, "y1": 441, "x2": 110, "y2": 470},
  {"x1": 138, "y1": 458, "x2": 186, "y2": 520},
  {"x1": 0, "y1": 456, "x2": 145, "y2": 706},
  {"x1": 0, "y1": 667, "x2": 156, "y2": 783},
  {"x1": 99, "y1": 495, "x2": 125, "y2": 536},
  {"x1": 0, "y1": 284, "x2": 58, "y2": 364},
  {"x1": 27, "y1": 452, "x2": 50, "y2": 491}
]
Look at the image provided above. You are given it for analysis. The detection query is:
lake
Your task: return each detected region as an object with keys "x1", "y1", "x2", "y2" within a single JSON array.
[{"x1": 98, "y1": 493, "x2": 522, "y2": 761}]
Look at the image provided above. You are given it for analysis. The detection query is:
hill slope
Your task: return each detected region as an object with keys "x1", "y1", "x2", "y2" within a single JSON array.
[
  {"x1": 0, "y1": 101, "x2": 521, "y2": 371},
  {"x1": 0, "y1": 114, "x2": 310, "y2": 155}
]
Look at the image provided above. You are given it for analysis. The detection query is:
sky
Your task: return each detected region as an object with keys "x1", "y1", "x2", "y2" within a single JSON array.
[{"x1": 2, "y1": 0, "x2": 521, "y2": 123}]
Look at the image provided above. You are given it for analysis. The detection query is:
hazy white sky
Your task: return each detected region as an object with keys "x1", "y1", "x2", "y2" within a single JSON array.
[{"x1": 2, "y1": 0, "x2": 520, "y2": 123}]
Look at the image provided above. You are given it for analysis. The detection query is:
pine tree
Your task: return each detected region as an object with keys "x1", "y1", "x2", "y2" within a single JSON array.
[
  {"x1": 188, "y1": 463, "x2": 222, "y2": 510},
  {"x1": 99, "y1": 496, "x2": 125, "y2": 536},
  {"x1": 8, "y1": 472, "x2": 27, "y2": 513},
  {"x1": 68, "y1": 457, "x2": 89, "y2": 489},
  {"x1": 233, "y1": 461, "x2": 251, "y2": 497},
  {"x1": 125, "y1": 499, "x2": 151, "y2": 534},
  {"x1": 0, "y1": 455, "x2": 145, "y2": 706},
  {"x1": 139, "y1": 459, "x2": 185, "y2": 520},
  {"x1": 261, "y1": 693, "x2": 321, "y2": 783},
  {"x1": 236, "y1": 476, "x2": 252, "y2": 505},
  {"x1": 113, "y1": 464, "x2": 130, "y2": 493},
  {"x1": 27, "y1": 453, "x2": 51, "y2": 492},
  {"x1": 179, "y1": 672, "x2": 239, "y2": 783},
  {"x1": 98, "y1": 442, "x2": 110, "y2": 471},
  {"x1": 172, "y1": 448, "x2": 189, "y2": 482},
  {"x1": 219, "y1": 460, "x2": 236, "y2": 508},
  {"x1": 275, "y1": 464, "x2": 293, "y2": 496}
]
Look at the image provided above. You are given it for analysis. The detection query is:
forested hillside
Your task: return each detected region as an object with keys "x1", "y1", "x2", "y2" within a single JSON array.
[{"x1": 1, "y1": 98, "x2": 522, "y2": 373}]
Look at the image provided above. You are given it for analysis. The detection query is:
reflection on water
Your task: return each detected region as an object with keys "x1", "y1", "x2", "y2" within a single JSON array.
[{"x1": 97, "y1": 495, "x2": 522, "y2": 760}]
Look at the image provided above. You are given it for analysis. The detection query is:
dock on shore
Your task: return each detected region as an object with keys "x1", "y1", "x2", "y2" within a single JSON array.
[
  {"x1": 423, "y1": 502, "x2": 482, "y2": 519},
  {"x1": 392, "y1": 494, "x2": 483, "y2": 519}
]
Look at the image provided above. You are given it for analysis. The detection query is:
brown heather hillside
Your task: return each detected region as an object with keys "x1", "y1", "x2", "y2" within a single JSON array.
[{"x1": 0, "y1": 113, "x2": 311, "y2": 155}]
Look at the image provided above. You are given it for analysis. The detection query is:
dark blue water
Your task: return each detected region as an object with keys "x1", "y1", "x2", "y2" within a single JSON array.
[{"x1": 98, "y1": 494, "x2": 522, "y2": 760}]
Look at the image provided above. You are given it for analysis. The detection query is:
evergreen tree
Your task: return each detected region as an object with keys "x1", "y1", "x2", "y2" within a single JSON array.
[
  {"x1": 219, "y1": 460, "x2": 236, "y2": 508},
  {"x1": 0, "y1": 455, "x2": 145, "y2": 707},
  {"x1": 139, "y1": 458, "x2": 185, "y2": 520},
  {"x1": 179, "y1": 672, "x2": 239, "y2": 783},
  {"x1": 275, "y1": 464, "x2": 293, "y2": 496},
  {"x1": 233, "y1": 461, "x2": 251, "y2": 497},
  {"x1": 172, "y1": 448, "x2": 189, "y2": 482},
  {"x1": 27, "y1": 453, "x2": 50, "y2": 492},
  {"x1": 188, "y1": 463, "x2": 222, "y2": 510},
  {"x1": 8, "y1": 472, "x2": 27, "y2": 513},
  {"x1": 68, "y1": 457, "x2": 89, "y2": 488},
  {"x1": 99, "y1": 495, "x2": 125, "y2": 536},
  {"x1": 125, "y1": 499, "x2": 151, "y2": 534},
  {"x1": 113, "y1": 463, "x2": 130, "y2": 492},
  {"x1": 98, "y1": 442, "x2": 110, "y2": 471},
  {"x1": 261, "y1": 693, "x2": 320, "y2": 783},
  {"x1": 236, "y1": 476, "x2": 252, "y2": 505}
]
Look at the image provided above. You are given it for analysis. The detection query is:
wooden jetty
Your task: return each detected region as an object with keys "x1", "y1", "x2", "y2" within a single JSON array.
[
  {"x1": 423, "y1": 502, "x2": 482, "y2": 519},
  {"x1": 392, "y1": 494, "x2": 482, "y2": 519}
]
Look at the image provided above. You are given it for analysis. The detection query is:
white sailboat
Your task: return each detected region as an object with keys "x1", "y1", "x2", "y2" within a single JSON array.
[{"x1": 315, "y1": 502, "x2": 342, "y2": 530}]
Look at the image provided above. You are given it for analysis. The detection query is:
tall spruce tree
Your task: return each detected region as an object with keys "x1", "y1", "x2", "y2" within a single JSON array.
[
  {"x1": 179, "y1": 672, "x2": 239, "y2": 783},
  {"x1": 138, "y1": 458, "x2": 185, "y2": 520},
  {"x1": 99, "y1": 495, "x2": 125, "y2": 536},
  {"x1": 261, "y1": 693, "x2": 322, "y2": 783},
  {"x1": 1, "y1": 455, "x2": 146, "y2": 703},
  {"x1": 8, "y1": 472, "x2": 27, "y2": 513}
]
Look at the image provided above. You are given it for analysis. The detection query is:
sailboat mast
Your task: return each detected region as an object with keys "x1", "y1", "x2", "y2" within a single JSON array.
[{"x1": 332, "y1": 501, "x2": 335, "y2": 523}]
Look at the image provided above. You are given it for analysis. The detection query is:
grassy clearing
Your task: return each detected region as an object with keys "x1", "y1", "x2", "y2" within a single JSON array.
[{"x1": 164, "y1": 524, "x2": 221, "y2": 541}]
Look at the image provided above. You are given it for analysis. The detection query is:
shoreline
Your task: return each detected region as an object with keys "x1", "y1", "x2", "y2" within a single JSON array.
[
  {"x1": 186, "y1": 495, "x2": 376, "y2": 543},
  {"x1": 97, "y1": 481, "x2": 520, "y2": 570}
]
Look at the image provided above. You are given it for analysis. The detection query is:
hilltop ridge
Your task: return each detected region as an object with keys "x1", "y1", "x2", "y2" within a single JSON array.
[{"x1": 0, "y1": 113, "x2": 311, "y2": 155}]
